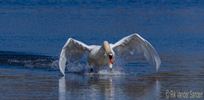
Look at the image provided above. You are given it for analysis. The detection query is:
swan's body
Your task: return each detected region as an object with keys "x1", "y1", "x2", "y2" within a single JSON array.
[{"x1": 59, "y1": 33, "x2": 161, "y2": 76}]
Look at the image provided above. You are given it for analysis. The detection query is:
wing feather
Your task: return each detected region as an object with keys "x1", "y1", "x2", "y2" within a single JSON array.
[
  {"x1": 112, "y1": 33, "x2": 161, "y2": 71},
  {"x1": 59, "y1": 38, "x2": 90, "y2": 76}
]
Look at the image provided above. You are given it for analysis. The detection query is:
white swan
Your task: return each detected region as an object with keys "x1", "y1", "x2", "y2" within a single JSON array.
[{"x1": 59, "y1": 33, "x2": 161, "y2": 76}]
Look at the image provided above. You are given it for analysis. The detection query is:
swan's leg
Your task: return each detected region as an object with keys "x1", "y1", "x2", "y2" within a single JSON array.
[
  {"x1": 88, "y1": 63, "x2": 94, "y2": 73},
  {"x1": 90, "y1": 67, "x2": 94, "y2": 73},
  {"x1": 88, "y1": 58, "x2": 94, "y2": 73}
]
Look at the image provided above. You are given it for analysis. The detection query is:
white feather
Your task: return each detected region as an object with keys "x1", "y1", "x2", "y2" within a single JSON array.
[
  {"x1": 112, "y1": 33, "x2": 161, "y2": 71},
  {"x1": 59, "y1": 38, "x2": 90, "y2": 76}
]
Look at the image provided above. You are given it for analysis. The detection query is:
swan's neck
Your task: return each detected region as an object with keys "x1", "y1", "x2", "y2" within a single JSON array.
[{"x1": 103, "y1": 41, "x2": 111, "y2": 54}]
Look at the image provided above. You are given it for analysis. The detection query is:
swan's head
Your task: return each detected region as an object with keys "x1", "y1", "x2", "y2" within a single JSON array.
[{"x1": 103, "y1": 41, "x2": 114, "y2": 70}]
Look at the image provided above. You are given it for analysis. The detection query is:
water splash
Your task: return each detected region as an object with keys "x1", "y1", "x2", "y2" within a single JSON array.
[{"x1": 98, "y1": 69, "x2": 125, "y2": 75}]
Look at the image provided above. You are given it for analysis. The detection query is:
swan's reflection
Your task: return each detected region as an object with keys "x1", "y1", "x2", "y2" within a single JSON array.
[
  {"x1": 107, "y1": 78, "x2": 114, "y2": 100},
  {"x1": 58, "y1": 76, "x2": 66, "y2": 100},
  {"x1": 58, "y1": 74, "x2": 161, "y2": 100}
]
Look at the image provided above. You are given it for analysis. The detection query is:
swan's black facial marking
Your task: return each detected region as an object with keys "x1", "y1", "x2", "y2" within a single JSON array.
[
  {"x1": 108, "y1": 53, "x2": 114, "y2": 64},
  {"x1": 108, "y1": 54, "x2": 113, "y2": 60}
]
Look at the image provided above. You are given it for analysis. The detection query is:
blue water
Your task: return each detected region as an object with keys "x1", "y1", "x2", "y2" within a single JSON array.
[{"x1": 0, "y1": 1, "x2": 204, "y2": 100}]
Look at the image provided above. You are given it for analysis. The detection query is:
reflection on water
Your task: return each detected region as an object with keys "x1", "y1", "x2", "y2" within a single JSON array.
[
  {"x1": 59, "y1": 77, "x2": 66, "y2": 100},
  {"x1": 58, "y1": 74, "x2": 161, "y2": 100}
]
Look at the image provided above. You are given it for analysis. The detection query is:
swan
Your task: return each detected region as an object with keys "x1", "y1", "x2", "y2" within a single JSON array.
[{"x1": 59, "y1": 33, "x2": 161, "y2": 76}]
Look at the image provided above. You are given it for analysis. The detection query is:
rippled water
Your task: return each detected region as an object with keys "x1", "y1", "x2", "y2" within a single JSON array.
[{"x1": 0, "y1": 1, "x2": 204, "y2": 100}]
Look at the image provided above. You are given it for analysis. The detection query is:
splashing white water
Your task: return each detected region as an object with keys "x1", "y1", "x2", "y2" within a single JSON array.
[
  {"x1": 51, "y1": 59, "x2": 127, "y2": 75},
  {"x1": 97, "y1": 69, "x2": 125, "y2": 75}
]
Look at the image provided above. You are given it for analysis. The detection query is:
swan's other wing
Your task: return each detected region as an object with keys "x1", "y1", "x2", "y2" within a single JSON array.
[
  {"x1": 59, "y1": 38, "x2": 91, "y2": 76},
  {"x1": 112, "y1": 33, "x2": 161, "y2": 71}
]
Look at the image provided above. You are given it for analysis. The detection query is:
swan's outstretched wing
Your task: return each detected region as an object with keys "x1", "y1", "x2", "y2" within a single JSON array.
[
  {"x1": 59, "y1": 38, "x2": 91, "y2": 76},
  {"x1": 112, "y1": 33, "x2": 161, "y2": 71}
]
